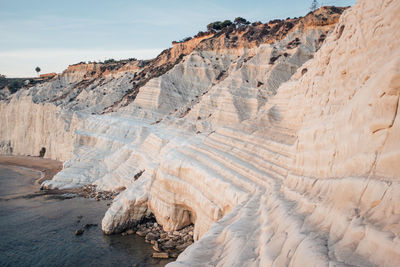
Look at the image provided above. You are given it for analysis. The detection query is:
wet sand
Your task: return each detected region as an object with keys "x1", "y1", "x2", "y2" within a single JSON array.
[
  {"x1": 0, "y1": 156, "x2": 117, "y2": 202},
  {"x1": 0, "y1": 155, "x2": 62, "y2": 184}
]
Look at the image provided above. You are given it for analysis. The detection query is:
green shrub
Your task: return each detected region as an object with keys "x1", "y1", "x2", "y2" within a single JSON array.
[
  {"x1": 8, "y1": 81, "x2": 21, "y2": 93},
  {"x1": 207, "y1": 21, "x2": 222, "y2": 31},
  {"x1": 104, "y1": 58, "x2": 116, "y2": 64}
]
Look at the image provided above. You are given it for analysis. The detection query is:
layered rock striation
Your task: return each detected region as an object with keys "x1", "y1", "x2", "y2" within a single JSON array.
[{"x1": 1, "y1": 1, "x2": 399, "y2": 266}]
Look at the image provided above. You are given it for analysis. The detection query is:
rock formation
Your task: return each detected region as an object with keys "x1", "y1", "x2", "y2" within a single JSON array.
[{"x1": 1, "y1": 1, "x2": 399, "y2": 266}]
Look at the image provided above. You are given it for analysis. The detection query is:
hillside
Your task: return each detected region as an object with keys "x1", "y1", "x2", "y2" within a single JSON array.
[{"x1": 1, "y1": 1, "x2": 399, "y2": 266}]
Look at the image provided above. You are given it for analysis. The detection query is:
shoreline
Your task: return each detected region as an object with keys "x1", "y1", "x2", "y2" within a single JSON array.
[
  {"x1": 0, "y1": 155, "x2": 119, "y2": 201},
  {"x1": 0, "y1": 155, "x2": 109, "y2": 198},
  {"x1": 0, "y1": 155, "x2": 63, "y2": 184},
  {"x1": 0, "y1": 163, "x2": 169, "y2": 266},
  {"x1": 0, "y1": 155, "x2": 189, "y2": 260}
]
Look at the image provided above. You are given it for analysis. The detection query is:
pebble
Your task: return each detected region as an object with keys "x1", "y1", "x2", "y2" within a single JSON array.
[
  {"x1": 75, "y1": 229, "x2": 84, "y2": 235},
  {"x1": 152, "y1": 252, "x2": 169, "y2": 259},
  {"x1": 160, "y1": 233, "x2": 167, "y2": 239},
  {"x1": 168, "y1": 232, "x2": 175, "y2": 238},
  {"x1": 145, "y1": 232, "x2": 159, "y2": 241},
  {"x1": 170, "y1": 252, "x2": 179, "y2": 258},
  {"x1": 127, "y1": 229, "x2": 135, "y2": 235},
  {"x1": 176, "y1": 244, "x2": 188, "y2": 251},
  {"x1": 136, "y1": 231, "x2": 146, "y2": 237},
  {"x1": 152, "y1": 242, "x2": 160, "y2": 252},
  {"x1": 183, "y1": 235, "x2": 192, "y2": 242},
  {"x1": 162, "y1": 240, "x2": 176, "y2": 250}
]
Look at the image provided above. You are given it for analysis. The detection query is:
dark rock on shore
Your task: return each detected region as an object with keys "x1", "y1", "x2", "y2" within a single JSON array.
[
  {"x1": 79, "y1": 184, "x2": 119, "y2": 201},
  {"x1": 75, "y1": 223, "x2": 97, "y2": 235},
  {"x1": 74, "y1": 229, "x2": 84, "y2": 235},
  {"x1": 120, "y1": 215, "x2": 194, "y2": 258}
]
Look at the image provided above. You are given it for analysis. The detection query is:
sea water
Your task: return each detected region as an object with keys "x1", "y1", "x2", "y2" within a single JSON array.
[{"x1": 0, "y1": 165, "x2": 172, "y2": 267}]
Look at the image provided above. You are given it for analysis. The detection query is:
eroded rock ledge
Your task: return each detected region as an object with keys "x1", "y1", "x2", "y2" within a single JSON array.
[{"x1": 102, "y1": 1, "x2": 400, "y2": 266}]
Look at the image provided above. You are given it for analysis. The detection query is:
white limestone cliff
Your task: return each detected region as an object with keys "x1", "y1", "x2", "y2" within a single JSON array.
[
  {"x1": 1, "y1": 1, "x2": 399, "y2": 266},
  {"x1": 0, "y1": 96, "x2": 78, "y2": 161},
  {"x1": 169, "y1": 1, "x2": 400, "y2": 265}
]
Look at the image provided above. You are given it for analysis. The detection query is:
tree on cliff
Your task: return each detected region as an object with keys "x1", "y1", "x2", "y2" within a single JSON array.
[
  {"x1": 234, "y1": 17, "x2": 250, "y2": 26},
  {"x1": 221, "y1": 20, "x2": 233, "y2": 28},
  {"x1": 310, "y1": 0, "x2": 318, "y2": 11},
  {"x1": 207, "y1": 21, "x2": 221, "y2": 32},
  {"x1": 35, "y1": 66, "x2": 41, "y2": 77},
  {"x1": 207, "y1": 20, "x2": 233, "y2": 32}
]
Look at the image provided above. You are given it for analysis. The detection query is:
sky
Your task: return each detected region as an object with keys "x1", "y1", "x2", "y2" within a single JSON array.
[{"x1": 0, "y1": 0, "x2": 357, "y2": 77}]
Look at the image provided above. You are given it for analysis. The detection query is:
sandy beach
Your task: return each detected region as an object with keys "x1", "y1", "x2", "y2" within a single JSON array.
[{"x1": 0, "y1": 155, "x2": 62, "y2": 184}]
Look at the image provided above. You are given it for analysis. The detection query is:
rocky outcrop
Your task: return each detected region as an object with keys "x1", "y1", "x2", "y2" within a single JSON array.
[{"x1": 1, "y1": 1, "x2": 399, "y2": 266}]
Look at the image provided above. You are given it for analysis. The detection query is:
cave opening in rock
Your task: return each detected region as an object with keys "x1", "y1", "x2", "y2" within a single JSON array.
[{"x1": 39, "y1": 147, "x2": 46, "y2": 157}]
